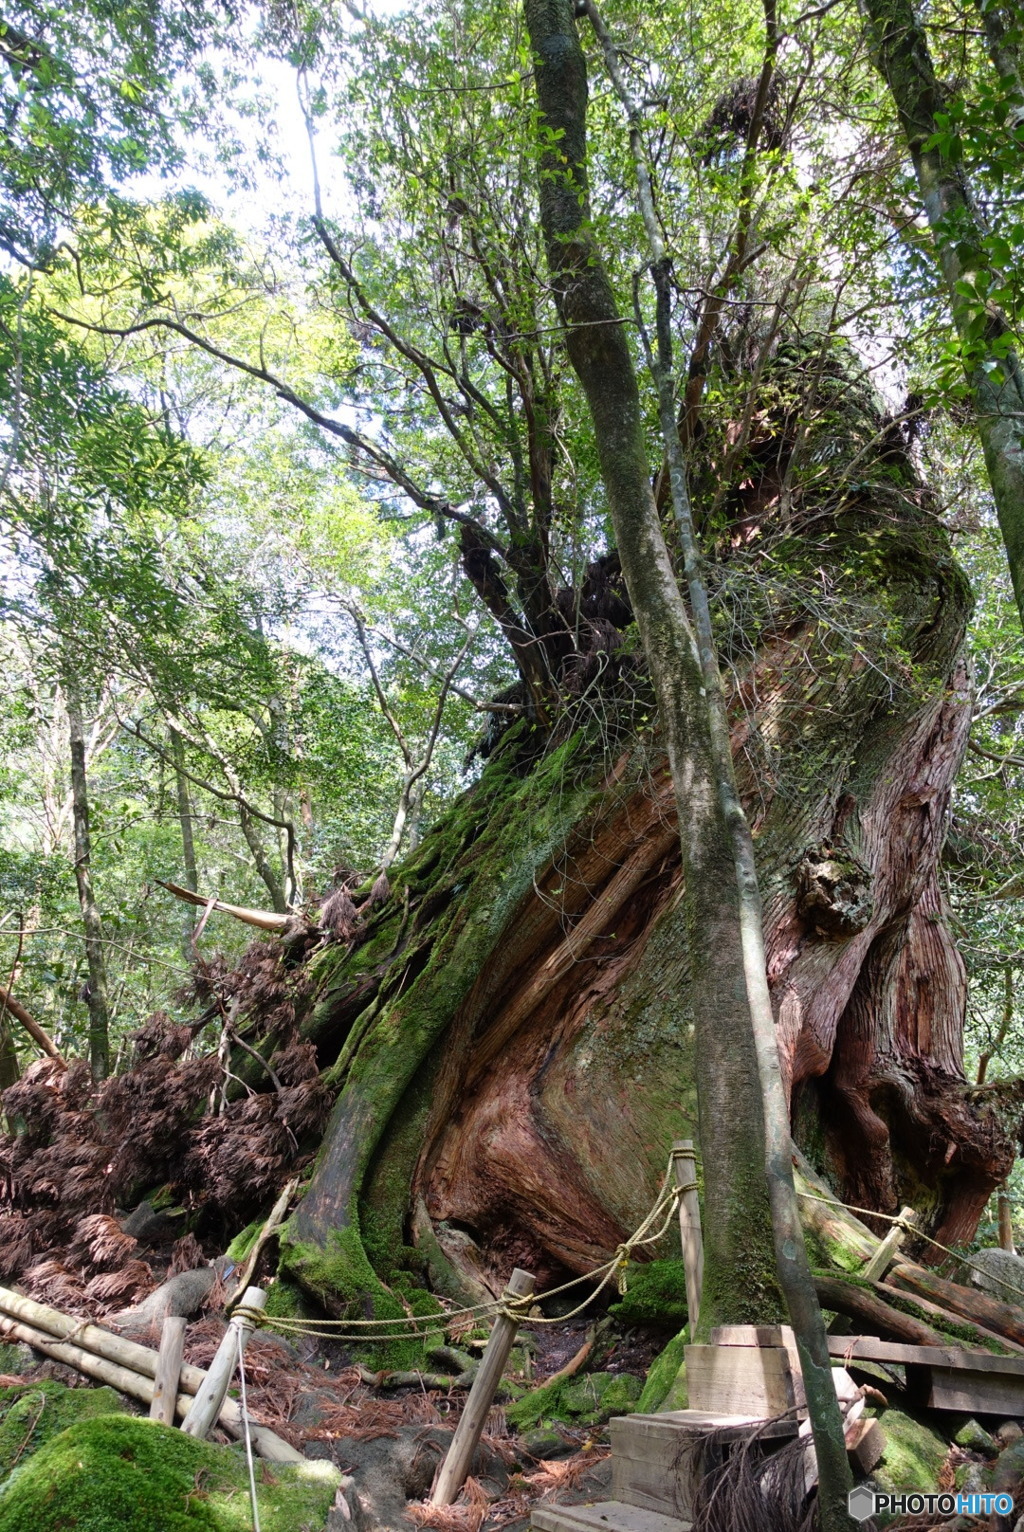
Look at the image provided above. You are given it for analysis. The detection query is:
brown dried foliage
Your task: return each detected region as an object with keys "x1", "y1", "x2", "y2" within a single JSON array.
[{"x1": 0, "y1": 941, "x2": 332, "y2": 1309}]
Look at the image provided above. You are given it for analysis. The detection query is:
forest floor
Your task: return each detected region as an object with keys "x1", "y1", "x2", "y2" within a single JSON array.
[{"x1": 0, "y1": 1302, "x2": 668, "y2": 1532}]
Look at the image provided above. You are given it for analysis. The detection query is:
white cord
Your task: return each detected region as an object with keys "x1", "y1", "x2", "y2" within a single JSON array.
[{"x1": 236, "y1": 1326, "x2": 262, "y2": 1532}]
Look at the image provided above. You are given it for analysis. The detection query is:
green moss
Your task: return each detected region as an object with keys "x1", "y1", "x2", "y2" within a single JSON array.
[
  {"x1": 0, "y1": 1413, "x2": 340, "y2": 1531},
  {"x1": 263, "y1": 1278, "x2": 306, "y2": 1320},
  {"x1": 873, "y1": 1409, "x2": 948, "y2": 1495},
  {"x1": 507, "y1": 1371, "x2": 643, "y2": 1430},
  {"x1": 225, "y1": 1220, "x2": 262, "y2": 1263},
  {"x1": 280, "y1": 1228, "x2": 425, "y2": 1370},
  {"x1": 610, "y1": 1260, "x2": 688, "y2": 1328},
  {"x1": 0, "y1": 1383, "x2": 124, "y2": 1481},
  {"x1": 635, "y1": 1329, "x2": 688, "y2": 1413}
]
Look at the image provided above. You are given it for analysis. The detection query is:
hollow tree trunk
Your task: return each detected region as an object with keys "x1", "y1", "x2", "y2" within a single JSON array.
[{"x1": 281, "y1": 455, "x2": 1008, "y2": 1318}]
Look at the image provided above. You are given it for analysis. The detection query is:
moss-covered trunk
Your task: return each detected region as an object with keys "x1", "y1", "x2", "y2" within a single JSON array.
[{"x1": 282, "y1": 463, "x2": 1007, "y2": 1319}]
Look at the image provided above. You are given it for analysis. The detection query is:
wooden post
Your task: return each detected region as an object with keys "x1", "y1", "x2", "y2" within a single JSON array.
[
  {"x1": 672, "y1": 1140, "x2": 704, "y2": 1333},
  {"x1": 999, "y1": 1188, "x2": 1016, "y2": 1254},
  {"x1": 182, "y1": 1286, "x2": 266, "y2": 1440},
  {"x1": 430, "y1": 1267, "x2": 534, "y2": 1506},
  {"x1": 150, "y1": 1315, "x2": 187, "y2": 1426},
  {"x1": 861, "y1": 1207, "x2": 918, "y2": 1282}
]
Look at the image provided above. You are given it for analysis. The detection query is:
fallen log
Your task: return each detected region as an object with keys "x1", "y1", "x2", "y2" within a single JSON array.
[
  {"x1": 794, "y1": 1151, "x2": 878, "y2": 1271},
  {"x1": 157, "y1": 880, "x2": 294, "y2": 934},
  {"x1": 813, "y1": 1275, "x2": 946, "y2": 1345},
  {"x1": 889, "y1": 1262, "x2": 1024, "y2": 1349},
  {"x1": 0, "y1": 1288, "x2": 301, "y2": 1462},
  {"x1": 875, "y1": 1282, "x2": 1024, "y2": 1355}
]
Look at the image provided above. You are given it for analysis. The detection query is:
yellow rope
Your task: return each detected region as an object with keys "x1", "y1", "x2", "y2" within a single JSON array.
[
  {"x1": 797, "y1": 1189, "x2": 1024, "y2": 1308},
  {"x1": 255, "y1": 1166, "x2": 689, "y2": 1344}
]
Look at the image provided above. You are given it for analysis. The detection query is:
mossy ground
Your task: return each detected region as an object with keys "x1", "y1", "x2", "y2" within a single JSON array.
[
  {"x1": 0, "y1": 1382, "x2": 124, "y2": 1482},
  {"x1": 0, "y1": 1413, "x2": 340, "y2": 1532},
  {"x1": 872, "y1": 1408, "x2": 949, "y2": 1494},
  {"x1": 507, "y1": 1370, "x2": 643, "y2": 1430}
]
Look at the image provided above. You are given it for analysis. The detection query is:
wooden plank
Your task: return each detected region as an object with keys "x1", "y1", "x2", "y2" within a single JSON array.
[
  {"x1": 612, "y1": 1451, "x2": 696, "y2": 1519},
  {"x1": 532, "y1": 1499, "x2": 691, "y2": 1532},
  {"x1": 846, "y1": 1418, "x2": 885, "y2": 1474},
  {"x1": 684, "y1": 1344, "x2": 796, "y2": 1416},
  {"x1": 826, "y1": 1335, "x2": 1024, "y2": 1373},
  {"x1": 709, "y1": 1325, "x2": 788, "y2": 1348},
  {"x1": 926, "y1": 1365, "x2": 1024, "y2": 1415},
  {"x1": 611, "y1": 1410, "x2": 798, "y2": 1442}
]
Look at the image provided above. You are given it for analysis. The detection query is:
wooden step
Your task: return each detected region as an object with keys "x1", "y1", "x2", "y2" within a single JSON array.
[{"x1": 531, "y1": 1498, "x2": 691, "y2": 1532}]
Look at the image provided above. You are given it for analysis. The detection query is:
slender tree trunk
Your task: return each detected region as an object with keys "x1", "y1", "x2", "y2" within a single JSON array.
[
  {"x1": 170, "y1": 728, "x2": 198, "y2": 895},
  {"x1": 863, "y1": 0, "x2": 1024, "y2": 629},
  {"x1": 974, "y1": 0, "x2": 1024, "y2": 125},
  {"x1": 521, "y1": 1, "x2": 852, "y2": 1520},
  {"x1": 0, "y1": 1018, "x2": 18, "y2": 1091},
  {"x1": 170, "y1": 727, "x2": 199, "y2": 954},
  {"x1": 64, "y1": 669, "x2": 111, "y2": 1081}
]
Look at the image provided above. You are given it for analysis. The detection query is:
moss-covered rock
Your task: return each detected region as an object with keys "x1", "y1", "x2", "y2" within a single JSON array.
[
  {"x1": 873, "y1": 1409, "x2": 949, "y2": 1494},
  {"x1": 507, "y1": 1370, "x2": 643, "y2": 1430},
  {"x1": 635, "y1": 1329, "x2": 688, "y2": 1414},
  {"x1": 609, "y1": 1261, "x2": 688, "y2": 1329},
  {"x1": 0, "y1": 1382, "x2": 125, "y2": 1483},
  {"x1": 0, "y1": 1413, "x2": 341, "y2": 1531}
]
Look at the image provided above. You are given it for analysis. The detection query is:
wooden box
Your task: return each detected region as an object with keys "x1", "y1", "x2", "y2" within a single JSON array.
[{"x1": 609, "y1": 1410, "x2": 797, "y2": 1521}]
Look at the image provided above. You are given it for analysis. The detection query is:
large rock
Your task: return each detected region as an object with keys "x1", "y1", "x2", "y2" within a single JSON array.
[{"x1": 966, "y1": 1247, "x2": 1024, "y2": 1302}]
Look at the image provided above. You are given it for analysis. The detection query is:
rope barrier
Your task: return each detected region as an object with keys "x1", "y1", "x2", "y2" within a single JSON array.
[
  {"x1": 253, "y1": 1166, "x2": 690, "y2": 1346},
  {"x1": 796, "y1": 1188, "x2": 1024, "y2": 1307}
]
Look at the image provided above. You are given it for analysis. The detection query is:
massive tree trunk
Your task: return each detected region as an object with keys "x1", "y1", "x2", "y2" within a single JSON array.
[{"x1": 281, "y1": 415, "x2": 1010, "y2": 1316}]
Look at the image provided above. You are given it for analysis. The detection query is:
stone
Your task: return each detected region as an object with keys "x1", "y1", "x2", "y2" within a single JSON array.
[
  {"x1": 953, "y1": 1417, "x2": 997, "y2": 1454},
  {"x1": 997, "y1": 1421, "x2": 1024, "y2": 1447},
  {"x1": 520, "y1": 1428, "x2": 572, "y2": 1460},
  {"x1": 966, "y1": 1248, "x2": 1024, "y2": 1305},
  {"x1": 992, "y1": 1437, "x2": 1024, "y2": 1495},
  {"x1": 873, "y1": 1409, "x2": 948, "y2": 1493}
]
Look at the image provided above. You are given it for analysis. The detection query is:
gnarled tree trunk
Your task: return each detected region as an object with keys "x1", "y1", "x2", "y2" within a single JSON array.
[{"x1": 282, "y1": 443, "x2": 1009, "y2": 1313}]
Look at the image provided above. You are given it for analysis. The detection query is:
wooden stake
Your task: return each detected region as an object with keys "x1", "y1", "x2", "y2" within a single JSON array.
[
  {"x1": 150, "y1": 1315, "x2": 187, "y2": 1426},
  {"x1": 860, "y1": 1206, "x2": 917, "y2": 1282},
  {"x1": 229, "y1": 1178, "x2": 298, "y2": 1304},
  {"x1": 672, "y1": 1140, "x2": 703, "y2": 1332},
  {"x1": 182, "y1": 1286, "x2": 266, "y2": 1441},
  {"x1": 430, "y1": 1267, "x2": 534, "y2": 1506}
]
